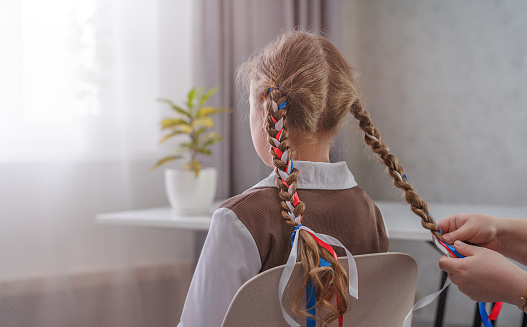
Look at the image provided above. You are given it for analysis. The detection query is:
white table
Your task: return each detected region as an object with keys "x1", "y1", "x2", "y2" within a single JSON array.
[{"x1": 96, "y1": 200, "x2": 526, "y2": 241}]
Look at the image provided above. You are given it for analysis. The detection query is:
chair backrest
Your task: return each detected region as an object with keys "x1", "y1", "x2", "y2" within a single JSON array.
[{"x1": 222, "y1": 252, "x2": 417, "y2": 327}]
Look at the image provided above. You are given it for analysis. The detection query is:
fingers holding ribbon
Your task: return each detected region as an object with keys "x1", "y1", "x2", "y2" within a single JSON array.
[{"x1": 433, "y1": 225, "x2": 503, "y2": 326}]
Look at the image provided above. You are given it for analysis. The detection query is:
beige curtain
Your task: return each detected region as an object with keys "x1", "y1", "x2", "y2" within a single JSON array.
[{"x1": 192, "y1": 0, "x2": 344, "y2": 198}]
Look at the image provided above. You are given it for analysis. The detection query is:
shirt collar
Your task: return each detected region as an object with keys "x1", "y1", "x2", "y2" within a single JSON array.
[{"x1": 249, "y1": 161, "x2": 357, "y2": 190}]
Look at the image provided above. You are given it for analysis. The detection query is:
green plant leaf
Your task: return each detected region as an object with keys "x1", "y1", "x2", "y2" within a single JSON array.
[
  {"x1": 195, "y1": 87, "x2": 204, "y2": 104},
  {"x1": 200, "y1": 131, "x2": 223, "y2": 148},
  {"x1": 180, "y1": 142, "x2": 192, "y2": 149},
  {"x1": 161, "y1": 118, "x2": 190, "y2": 130},
  {"x1": 202, "y1": 136, "x2": 223, "y2": 148},
  {"x1": 157, "y1": 98, "x2": 191, "y2": 118},
  {"x1": 158, "y1": 130, "x2": 186, "y2": 145},
  {"x1": 187, "y1": 88, "x2": 196, "y2": 109},
  {"x1": 194, "y1": 126, "x2": 207, "y2": 138},
  {"x1": 195, "y1": 106, "x2": 232, "y2": 118},
  {"x1": 195, "y1": 147, "x2": 212, "y2": 155},
  {"x1": 181, "y1": 125, "x2": 193, "y2": 133},
  {"x1": 151, "y1": 155, "x2": 182, "y2": 170},
  {"x1": 199, "y1": 86, "x2": 219, "y2": 107},
  {"x1": 192, "y1": 117, "x2": 214, "y2": 129}
]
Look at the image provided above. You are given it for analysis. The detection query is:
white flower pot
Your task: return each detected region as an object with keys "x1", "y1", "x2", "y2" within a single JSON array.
[{"x1": 165, "y1": 168, "x2": 217, "y2": 215}]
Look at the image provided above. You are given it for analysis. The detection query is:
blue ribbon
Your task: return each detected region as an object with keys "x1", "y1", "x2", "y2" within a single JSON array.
[
  {"x1": 306, "y1": 260, "x2": 332, "y2": 327},
  {"x1": 279, "y1": 101, "x2": 287, "y2": 110},
  {"x1": 306, "y1": 280, "x2": 316, "y2": 327},
  {"x1": 478, "y1": 302, "x2": 494, "y2": 327},
  {"x1": 291, "y1": 225, "x2": 332, "y2": 326},
  {"x1": 290, "y1": 225, "x2": 301, "y2": 245},
  {"x1": 443, "y1": 242, "x2": 465, "y2": 258}
]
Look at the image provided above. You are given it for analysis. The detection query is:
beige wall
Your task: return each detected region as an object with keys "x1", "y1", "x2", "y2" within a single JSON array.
[
  {"x1": 342, "y1": 0, "x2": 527, "y2": 205},
  {"x1": 342, "y1": 1, "x2": 527, "y2": 325}
]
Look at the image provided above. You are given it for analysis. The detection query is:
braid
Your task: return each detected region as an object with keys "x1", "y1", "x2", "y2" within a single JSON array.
[
  {"x1": 350, "y1": 101, "x2": 443, "y2": 241},
  {"x1": 265, "y1": 87, "x2": 350, "y2": 326},
  {"x1": 266, "y1": 88, "x2": 304, "y2": 224}
]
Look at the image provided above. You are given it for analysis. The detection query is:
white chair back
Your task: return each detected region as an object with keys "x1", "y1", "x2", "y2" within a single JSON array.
[{"x1": 222, "y1": 252, "x2": 417, "y2": 327}]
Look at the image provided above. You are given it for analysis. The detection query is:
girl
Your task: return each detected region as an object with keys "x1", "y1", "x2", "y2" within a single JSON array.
[{"x1": 178, "y1": 30, "x2": 439, "y2": 327}]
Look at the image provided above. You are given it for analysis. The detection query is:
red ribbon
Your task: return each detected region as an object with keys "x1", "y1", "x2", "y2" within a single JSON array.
[
  {"x1": 304, "y1": 230, "x2": 338, "y2": 260},
  {"x1": 276, "y1": 129, "x2": 283, "y2": 141},
  {"x1": 304, "y1": 230, "x2": 343, "y2": 326},
  {"x1": 488, "y1": 302, "x2": 503, "y2": 320}
]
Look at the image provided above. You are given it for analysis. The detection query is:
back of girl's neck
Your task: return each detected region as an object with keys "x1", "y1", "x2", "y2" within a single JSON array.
[{"x1": 291, "y1": 143, "x2": 330, "y2": 163}]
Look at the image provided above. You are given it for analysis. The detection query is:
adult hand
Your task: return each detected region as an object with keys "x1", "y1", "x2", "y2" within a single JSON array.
[
  {"x1": 439, "y1": 241, "x2": 527, "y2": 304},
  {"x1": 438, "y1": 214, "x2": 501, "y2": 251}
]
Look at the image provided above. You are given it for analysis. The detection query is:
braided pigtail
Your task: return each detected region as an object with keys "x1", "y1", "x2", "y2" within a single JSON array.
[
  {"x1": 349, "y1": 101, "x2": 443, "y2": 241},
  {"x1": 265, "y1": 87, "x2": 350, "y2": 326}
]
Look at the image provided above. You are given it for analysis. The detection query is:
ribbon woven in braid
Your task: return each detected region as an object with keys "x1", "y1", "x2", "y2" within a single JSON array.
[
  {"x1": 269, "y1": 98, "x2": 301, "y2": 223},
  {"x1": 278, "y1": 224, "x2": 358, "y2": 327}
]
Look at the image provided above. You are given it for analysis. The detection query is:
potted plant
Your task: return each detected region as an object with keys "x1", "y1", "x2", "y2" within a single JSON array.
[{"x1": 153, "y1": 86, "x2": 231, "y2": 214}]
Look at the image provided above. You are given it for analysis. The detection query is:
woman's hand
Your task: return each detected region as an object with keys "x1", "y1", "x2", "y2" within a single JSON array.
[
  {"x1": 439, "y1": 241, "x2": 527, "y2": 304},
  {"x1": 438, "y1": 214, "x2": 501, "y2": 251}
]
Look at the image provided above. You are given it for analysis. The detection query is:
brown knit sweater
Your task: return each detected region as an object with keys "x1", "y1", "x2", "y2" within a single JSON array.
[{"x1": 221, "y1": 186, "x2": 389, "y2": 272}]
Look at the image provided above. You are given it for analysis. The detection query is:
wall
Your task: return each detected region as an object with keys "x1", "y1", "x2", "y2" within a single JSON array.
[{"x1": 342, "y1": 1, "x2": 527, "y2": 326}]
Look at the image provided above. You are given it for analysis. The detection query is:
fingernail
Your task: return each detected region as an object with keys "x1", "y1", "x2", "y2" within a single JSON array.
[
  {"x1": 454, "y1": 240, "x2": 462, "y2": 247},
  {"x1": 443, "y1": 235, "x2": 451, "y2": 242}
]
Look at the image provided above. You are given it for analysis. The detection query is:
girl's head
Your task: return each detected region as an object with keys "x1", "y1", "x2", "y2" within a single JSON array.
[
  {"x1": 243, "y1": 31, "x2": 359, "y2": 166},
  {"x1": 238, "y1": 30, "x2": 440, "y2": 325}
]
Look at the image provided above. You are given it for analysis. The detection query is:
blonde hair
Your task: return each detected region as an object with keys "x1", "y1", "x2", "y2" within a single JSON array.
[{"x1": 238, "y1": 30, "x2": 441, "y2": 326}]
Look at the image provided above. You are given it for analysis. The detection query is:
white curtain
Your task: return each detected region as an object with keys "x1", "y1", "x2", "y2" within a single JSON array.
[{"x1": 0, "y1": 0, "x2": 195, "y2": 325}]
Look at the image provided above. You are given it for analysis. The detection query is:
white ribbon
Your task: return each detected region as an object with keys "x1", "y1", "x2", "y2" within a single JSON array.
[
  {"x1": 365, "y1": 132, "x2": 379, "y2": 142},
  {"x1": 433, "y1": 235, "x2": 452, "y2": 257},
  {"x1": 276, "y1": 118, "x2": 284, "y2": 131},
  {"x1": 402, "y1": 277, "x2": 451, "y2": 327},
  {"x1": 286, "y1": 201, "x2": 295, "y2": 213},
  {"x1": 272, "y1": 100, "x2": 278, "y2": 112},
  {"x1": 287, "y1": 184, "x2": 294, "y2": 195},
  {"x1": 281, "y1": 149, "x2": 288, "y2": 163},
  {"x1": 277, "y1": 225, "x2": 358, "y2": 326},
  {"x1": 278, "y1": 169, "x2": 289, "y2": 182}
]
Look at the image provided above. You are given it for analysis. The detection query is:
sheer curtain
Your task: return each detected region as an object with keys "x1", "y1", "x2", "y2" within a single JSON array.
[
  {"x1": 0, "y1": 0, "x2": 195, "y2": 326},
  {"x1": 192, "y1": 0, "x2": 344, "y2": 198}
]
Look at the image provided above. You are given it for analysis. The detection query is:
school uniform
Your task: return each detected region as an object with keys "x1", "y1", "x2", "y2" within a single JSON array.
[{"x1": 177, "y1": 161, "x2": 389, "y2": 327}]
